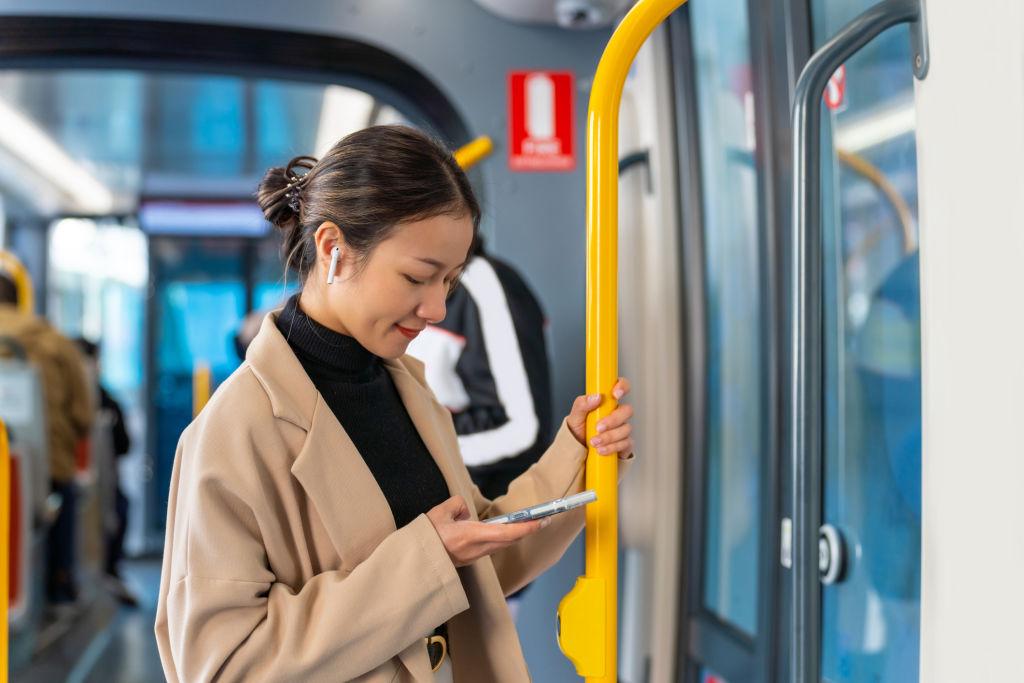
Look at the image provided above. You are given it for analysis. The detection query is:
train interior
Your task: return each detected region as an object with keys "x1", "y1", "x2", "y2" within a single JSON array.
[{"x1": 0, "y1": 0, "x2": 1013, "y2": 681}]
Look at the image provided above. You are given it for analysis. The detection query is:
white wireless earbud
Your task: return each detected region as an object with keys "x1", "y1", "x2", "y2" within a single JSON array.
[{"x1": 326, "y1": 246, "x2": 340, "y2": 284}]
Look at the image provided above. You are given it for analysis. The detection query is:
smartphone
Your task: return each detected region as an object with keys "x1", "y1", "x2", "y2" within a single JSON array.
[{"x1": 483, "y1": 490, "x2": 597, "y2": 525}]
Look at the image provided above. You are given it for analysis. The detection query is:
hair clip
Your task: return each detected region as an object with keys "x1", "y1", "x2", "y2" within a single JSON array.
[{"x1": 287, "y1": 186, "x2": 301, "y2": 212}]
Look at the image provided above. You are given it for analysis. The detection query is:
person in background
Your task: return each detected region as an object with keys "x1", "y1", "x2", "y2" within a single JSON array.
[
  {"x1": 233, "y1": 308, "x2": 267, "y2": 361},
  {"x1": 405, "y1": 238, "x2": 552, "y2": 618},
  {"x1": 0, "y1": 250, "x2": 93, "y2": 605},
  {"x1": 407, "y1": 238, "x2": 552, "y2": 500},
  {"x1": 75, "y1": 337, "x2": 138, "y2": 607}
]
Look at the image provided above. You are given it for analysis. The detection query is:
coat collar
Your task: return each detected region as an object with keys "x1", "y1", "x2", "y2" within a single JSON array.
[{"x1": 245, "y1": 311, "x2": 473, "y2": 557}]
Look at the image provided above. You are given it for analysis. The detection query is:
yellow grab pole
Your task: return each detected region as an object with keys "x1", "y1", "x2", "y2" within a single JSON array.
[
  {"x1": 193, "y1": 362, "x2": 211, "y2": 418},
  {"x1": 0, "y1": 250, "x2": 35, "y2": 314},
  {"x1": 454, "y1": 135, "x2": 494, "y2": 170},
  {"x1": 556, "y1": 1, "x2": 686, "y2": 680},
  {"x1": 1, "y1": 419, "x2": 9, "y2": 683}
]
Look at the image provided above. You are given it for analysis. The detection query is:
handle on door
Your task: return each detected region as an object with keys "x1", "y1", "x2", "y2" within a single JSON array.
[
  {"x1": 788, "y1": 1, "x2": 928, "y2": 682},
  {"x1": 818, "y1": 524, "x2": 845, "y2": 585}
]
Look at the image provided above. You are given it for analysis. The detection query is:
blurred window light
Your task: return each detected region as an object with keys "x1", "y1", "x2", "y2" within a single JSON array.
[
  {"x1": 138, "y1": 201, "x2": 268, "y2": 237},
  {"x1": 0, "y1": 97, "x2": 115, "y2": 214},
  {"x1": 834, "y1": 98, "x2": 915, "y2": 152},
  {"x1": 314, "y1": 85, "x2": 375, "y2": 157},
  {"x1": 50, "y1": 217, "x2": 147, "y2": 288}
]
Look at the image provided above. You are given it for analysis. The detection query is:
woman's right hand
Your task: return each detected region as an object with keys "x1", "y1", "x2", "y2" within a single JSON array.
[{"x1": 426, "y1": 495, "x2": 547, "y2": 567}]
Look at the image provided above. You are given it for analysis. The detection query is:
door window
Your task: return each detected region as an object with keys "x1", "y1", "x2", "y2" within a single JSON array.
[{"x1": 813, "y1": 2, "x2": 922, "y2": 680}]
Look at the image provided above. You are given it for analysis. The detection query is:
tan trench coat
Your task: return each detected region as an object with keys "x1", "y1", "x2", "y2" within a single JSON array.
[{"x1": 155, "y1": 312, "x2": 629, "y2": 682}]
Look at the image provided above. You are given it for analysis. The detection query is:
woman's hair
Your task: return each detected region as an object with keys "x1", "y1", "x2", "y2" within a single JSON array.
[{"x1": 257, "y1": 125, "x2": 480, "y2": 285}]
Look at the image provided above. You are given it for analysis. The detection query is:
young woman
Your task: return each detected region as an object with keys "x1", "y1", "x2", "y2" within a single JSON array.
[{"x1": 154, "y1": 125, "x2": 635, "y2": 682}]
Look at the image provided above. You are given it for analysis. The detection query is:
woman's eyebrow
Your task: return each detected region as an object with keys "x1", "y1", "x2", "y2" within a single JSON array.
[{"x1": 414, "y1": 257, "x2": 445, "y2": 269}]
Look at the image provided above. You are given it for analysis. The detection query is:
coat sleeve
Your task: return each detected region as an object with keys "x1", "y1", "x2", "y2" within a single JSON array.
[
  {"x1": 155, "y1": 422, "x2": 469, "y2": 682},
  {"x1": 470, "y1": 420, "x2": 634, "y2": 595}
]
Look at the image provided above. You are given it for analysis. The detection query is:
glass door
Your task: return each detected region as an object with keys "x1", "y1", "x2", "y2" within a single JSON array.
[
  {"x1": 813, "y1": 2, "x2": 922, "y2": 680},
  {"x1": 147, "y1": 237, "x2": 248, "y2": 539},
  {"x1": 671, "y1": 0, "x2": 778, "y2": 679}
]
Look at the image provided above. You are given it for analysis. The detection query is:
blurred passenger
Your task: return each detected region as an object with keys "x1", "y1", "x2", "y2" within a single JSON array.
[
  {"x1": 0, "y1": 251, "x2": 93, "y2": 605},
  {"x1": 232, "y1": 308, "x2": 266, "y2": 361},
  {"x1": 155, "y1": 126, "x2": 636, "y2": 682},
  {"x1": 407, "y1": 238, "x2": 552, "y2": 500},
  {"x1": 406, "y1": 239, "x2": 552, "y2": 619},
  {"x1": 75, "y1": 337, "x2": 138, "y2": 607}
]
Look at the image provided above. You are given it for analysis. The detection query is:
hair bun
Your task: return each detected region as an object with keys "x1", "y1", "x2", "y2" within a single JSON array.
[{"x1": 256, "y1": 155, "x2": 317, "y2": 233}]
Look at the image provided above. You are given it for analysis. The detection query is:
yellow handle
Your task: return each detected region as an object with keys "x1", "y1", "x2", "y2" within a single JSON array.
[
  {"x1": 1, "y1": 418, "x2": 10, "y2": 683},
  {"x1": 0, "y1": 250, "x2": 34, "y2": 314},
  {"x1": 557, "y1": 1, "x2": 687, "y2": 680},
  {"x1": 454, "y1": 135, "x2": 494, "y2": 171},
  {"x1": 193, "y1": 362, "x2": 211, "y2": 418}
]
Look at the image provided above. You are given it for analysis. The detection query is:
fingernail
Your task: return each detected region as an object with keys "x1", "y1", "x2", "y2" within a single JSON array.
[
  {"x1": 598, "y1": 446, "x2": 609, "y2": 455},
  {"x1": 596, "y1": 423, "x2": 606, "y2": 433},
  {"x1": 591, "y1": 437, "x2": 602, "y2": 447},
  {"x1": 540, "y1": 518, "x2": 552, "y2": 528},
  {"x1": 589, "y1": 394, "x2": 602, "y2": 403},
  {"x1": 613, "y1": 389, "x2": 623, "y2": 399}
]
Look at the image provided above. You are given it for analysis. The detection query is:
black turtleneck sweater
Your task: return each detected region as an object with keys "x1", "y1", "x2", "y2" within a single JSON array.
[{"x1": 276, "y1": 295, "x2": 451, "y2": 529}]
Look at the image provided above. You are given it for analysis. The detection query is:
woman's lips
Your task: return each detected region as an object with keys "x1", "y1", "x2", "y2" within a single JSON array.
[{"x1": 395, "y1": 324, "x2": 422, "y2": 340}]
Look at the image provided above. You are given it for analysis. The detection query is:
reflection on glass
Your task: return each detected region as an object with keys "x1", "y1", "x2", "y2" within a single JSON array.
[
  {"x1": 691, "y1": 0, "x2": 762, "y2": 636},
  {"x1": 701, "y1": 665, "x2": 731, "y2": 683},
  {"x1": 815, "y1": 1, "x2": 922, "y2": 680}
]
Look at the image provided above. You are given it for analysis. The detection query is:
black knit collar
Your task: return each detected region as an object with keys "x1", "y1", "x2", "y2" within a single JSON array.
[{"x1": 276, "y1": 294, "x2": 378, "y2": 376}]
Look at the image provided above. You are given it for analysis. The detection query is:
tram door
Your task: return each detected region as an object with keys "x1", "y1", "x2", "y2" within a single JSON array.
[
  {"x1": 671, "y1": 1, "x2": 776, "y2": 681},
  {"x1": 147, "y1": 237, "x2": 249, "y2": 539},
  {"x1": 813, "y1": 2, "x2": 923, "y2": 680},
  {"x1": 673, "y1": 0, "x2": 924, "y2": 679}
]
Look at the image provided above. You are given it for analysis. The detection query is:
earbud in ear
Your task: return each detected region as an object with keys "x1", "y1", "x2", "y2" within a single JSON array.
[{"x1": 326, "y1": 246, "x2": 341, "y2": 284}]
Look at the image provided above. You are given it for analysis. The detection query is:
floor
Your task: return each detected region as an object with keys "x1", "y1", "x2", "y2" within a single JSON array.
[{"x1": 16, "y1": 559, "x2": 165, "y2": 683}]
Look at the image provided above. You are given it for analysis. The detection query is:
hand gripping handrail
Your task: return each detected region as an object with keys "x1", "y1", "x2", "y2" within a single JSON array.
[
  {"x1": 556, "y1": 1, "x2": 686, "y2": 680},
  {"x1": 789, "y1": 1, "x2": 926, "y2": 681}
]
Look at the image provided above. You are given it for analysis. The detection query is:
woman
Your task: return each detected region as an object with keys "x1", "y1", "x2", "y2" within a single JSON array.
[{"x1": 154, "y1": 125, "x2": 635, "y2": 682}]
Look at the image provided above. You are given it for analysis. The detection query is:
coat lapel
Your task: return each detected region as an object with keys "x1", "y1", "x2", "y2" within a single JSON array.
[
  {"x1": 290, "y1": 395, "x2": 398, "y2": 566},
  {"x1": 384, "y1": 358, "x2": 475, "y2": 515},
  {"x1": 248, "y1": 312, "x2": 397, "y2": 565}
]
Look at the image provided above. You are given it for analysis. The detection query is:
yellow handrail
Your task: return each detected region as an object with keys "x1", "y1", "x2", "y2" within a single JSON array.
[
  {"x1": 556, "y1": 1, "x2": 686, "y2": 680},
  {"x1": 0, "y1": 250, "x2": 34, "y2": 314},
  {"x1": 836, "y1": 148, "x2": 917, "y2": 257},
  {"x1": 1, "y1": 418, "x2": 9, "y2": 683},
  {"x1": 193, "y1": 362, "x2": 211, "y2": 418},
  {"x1": 453, "y1": 135, "x2": 494, "y2": 170}
]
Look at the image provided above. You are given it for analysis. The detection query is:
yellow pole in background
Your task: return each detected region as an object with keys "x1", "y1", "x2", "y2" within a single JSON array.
[
  {"x1": 1, "y1": 419, "x2": 10, "y2": 683},
  {"x1": 556, "y1": 1, "x2": 686, "y2": 680},
  {"x1": 454, "y1": 135, "x2": 494, "y2": 170},
  {"x1": 192, "y1": 362, "x2": 211, "y2": 418}
]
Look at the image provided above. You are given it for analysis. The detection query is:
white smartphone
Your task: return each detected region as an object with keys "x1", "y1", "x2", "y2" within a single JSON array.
[{"x1": 483, "y1": 490, "x2": 598, "y2": 525}]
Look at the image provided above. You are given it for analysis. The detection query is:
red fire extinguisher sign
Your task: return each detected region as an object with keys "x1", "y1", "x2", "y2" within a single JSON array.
[{"x1": 508, "y1": 70, "x2": 575, "y2": 171}]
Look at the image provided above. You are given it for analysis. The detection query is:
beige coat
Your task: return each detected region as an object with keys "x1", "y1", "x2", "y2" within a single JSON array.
[{"x1": 156, "y1": 312, "x2": 627, "y2": 682}]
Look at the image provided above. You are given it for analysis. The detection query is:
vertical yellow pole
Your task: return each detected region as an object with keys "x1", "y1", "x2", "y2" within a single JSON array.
[
  {"x1": 0, "y1": 419, "x2": 9, "y2": 683},
  {"x1": 556, "y1": 1, "x2": 687, "y2": 680},
  {"x1": 193, "y1": 362, "x2": 211, "y2": 418}
]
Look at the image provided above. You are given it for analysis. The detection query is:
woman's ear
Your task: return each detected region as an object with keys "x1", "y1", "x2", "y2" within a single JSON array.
[{"x1": 314, "y1": 222, "x2": 345, "y2": 282}]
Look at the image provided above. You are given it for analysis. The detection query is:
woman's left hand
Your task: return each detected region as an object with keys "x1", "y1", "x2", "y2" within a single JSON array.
[{"x1": 565, "y1": 377, "x2": 634, "y2": 459}]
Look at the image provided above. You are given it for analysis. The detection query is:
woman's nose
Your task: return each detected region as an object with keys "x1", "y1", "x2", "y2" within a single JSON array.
[{"x1": 417, "y1": 283, "x2": 447, "y2": 324}]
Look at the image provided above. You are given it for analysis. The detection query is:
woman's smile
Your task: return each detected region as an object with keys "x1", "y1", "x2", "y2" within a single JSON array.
[{"x1": 395, "y1": 323, "x2": 422, "y2": 340}]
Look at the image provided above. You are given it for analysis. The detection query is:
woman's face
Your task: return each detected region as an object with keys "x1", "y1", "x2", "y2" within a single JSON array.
[{"x1": 321, "y1": 213, "x2": 474, "y2": 359}]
